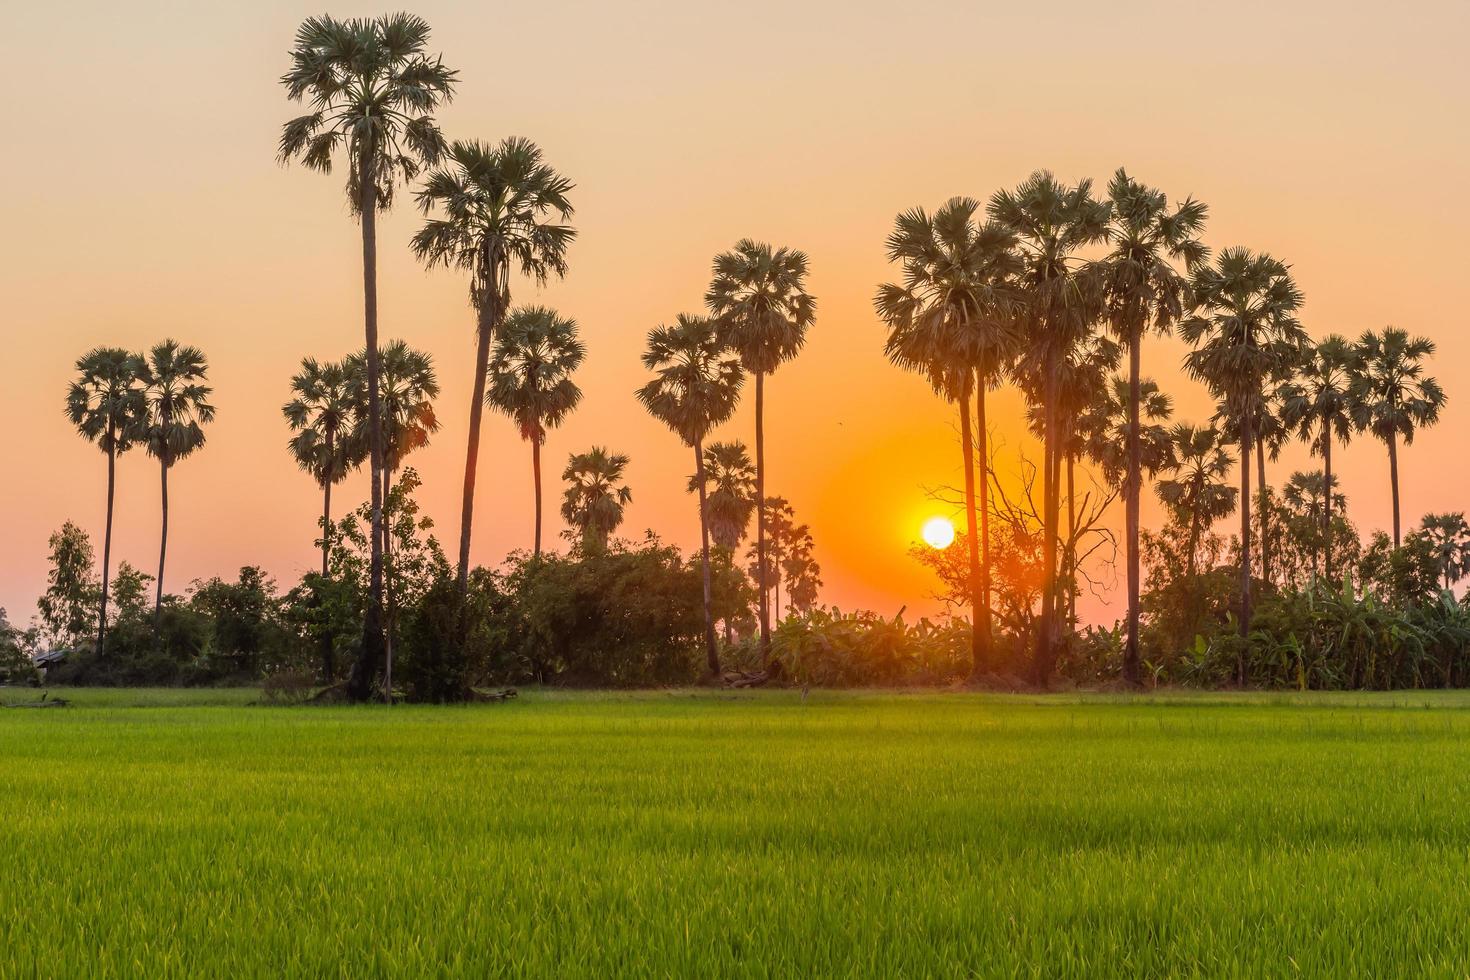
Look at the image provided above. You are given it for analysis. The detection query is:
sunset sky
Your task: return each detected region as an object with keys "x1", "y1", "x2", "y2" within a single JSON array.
[{"x1": 3, "y1": 0, "x2": 1467, "y2": 628}]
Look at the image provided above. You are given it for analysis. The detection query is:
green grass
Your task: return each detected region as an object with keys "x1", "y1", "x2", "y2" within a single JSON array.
[{"x1": 4, "y1": 688, "x2": 1470, "y2": 976}]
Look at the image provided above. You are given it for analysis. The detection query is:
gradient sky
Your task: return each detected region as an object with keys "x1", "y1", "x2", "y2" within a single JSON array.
[{"x1": 3, "y1": 0, "x2": 1467, "y2": 628}]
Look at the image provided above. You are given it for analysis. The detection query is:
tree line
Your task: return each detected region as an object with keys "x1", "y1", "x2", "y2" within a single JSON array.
[{"x1": 9, "y1": 12, "x2": 1459, "y2": 696}]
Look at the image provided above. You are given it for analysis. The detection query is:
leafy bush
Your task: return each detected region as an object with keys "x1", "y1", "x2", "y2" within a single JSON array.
[
  {"x1": 502, "y1": 539, "x2": 707, "y2": 686},
  {"x1": 396, "y1": 569, "x2": 515, "y2": 701},
  {"x1": 769, "y1": 609, "x2": 970, "y2": 687}
]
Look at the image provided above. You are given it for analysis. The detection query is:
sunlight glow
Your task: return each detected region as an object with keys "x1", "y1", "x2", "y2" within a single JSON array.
[{"x1": 921, "y1": 516, "x2": 955, "y2": 550}]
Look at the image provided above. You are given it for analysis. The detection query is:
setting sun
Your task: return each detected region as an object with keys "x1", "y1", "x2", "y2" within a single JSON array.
[{"x1": 921, "y1": 516, "x2": 955, "y2": 550}]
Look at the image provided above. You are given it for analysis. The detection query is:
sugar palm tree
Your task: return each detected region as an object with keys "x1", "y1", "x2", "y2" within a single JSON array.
[
  {"x1": 1025, "y1": 334, "x2": 1121, "y2": 627},
  {"x1": 65, "y1": 347, "x2": 145, "y2": 656},
  {"x1": 486, "y1": 306, "x2": 585, "y2": 556},
  {"x1": 1419, "y1": 513, "x2": 1470, "y2": 592},
  {"x1": 1156, "y1": 424, "x2": 1238, "y2": 580},
  {"x1": 1280, "y1": 335, "x2": 1358, "y2": 580},
  {"x1": 137, "y1": 341, "x2": 214, "y2": 624},
  {"x1": 359, "y1": 340, "x2": 438, "y2": 697},
  {"x1": 279, "y1": 13, "x2": 456, "y2": 700},
  {"x1": 1283, "y1": 470, "x2": 1346, "y2": 521},
  {"x1": 988, "y1": 172, "x2": 1109, "y2": 684},
  {"x1": 1100, "y1": 169, "x2": 1208, "y2": 684},
  {"x1": 691, "y1": 441, "x2": 756, "y2": 551},
  {"x1": 283, "y1": 357, "x2": 360, "y2": 576},
  {"x1": 561, "y1": 447, "x2": 633, "y2": 554},
  {"x1": 1079, "y1": 375, "x2": 1174, "y2": 489},
  {"x1": 1351, "y1": 327, "x2": 1446, "y2": 546},
  {"x1": 369, "y1": 340, "x2": 440, "y2": 506},
  {"x1": 412, "y1": 138, "x2": 576, "y2": 591},
  {"x1": 637, "y1": 314, "x2": 744, "y2": 675},
  {"x1": 875, "y1": 198, "x2": 1020, "y2": 678},
  {"x1": 706, "y1": 240, "x2": 816, "y2": 665},
  {"x1": 1181, "y1": 249, "x2": 1305, "y2": 648},
  {"x1": 690, "y1": 440, "x2": 756, "y2": 647}
]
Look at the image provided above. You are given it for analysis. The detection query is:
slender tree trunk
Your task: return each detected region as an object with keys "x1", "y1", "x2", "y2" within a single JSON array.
[
  {"x1": 533, "y1": 438, "x2": 543, "y2": 557},
  {"x1": 1186, "y1": 507, "x2": 1201, "y2": 581},
  {"x1": 457, "y1": 294, "x2": 497, "y2": 591},
  {"x1": 1123, "y1": 334, "x2": 1142, "y2": 685},
  {"x1": 959, "y1": 381, "x2": 984, "y2": 678},
  {"x1": 1323, "y1": 429, "x2": 1334, "y2": 583},
  {"x1": 1389, "y1": 433, "x2": 1401, "y2": 548},
  {"x1": 97, "y1": 434, "x2": 116, "y2": 657},
  {"x1": 774, "y1": 556, "x2": 782, "y2": 624},
  {"x1": 695, "y1": 439, "x2": 720, "y2": 677},
  {"x1": 1066, "y1": 448, "x2": 1077, "y2": 627},
  {"x1": 1034, "y1": 360, "x2": 1059, "y2": 687},
  {"x1": 155, "y1": 454, "x2": 169, "y2": 629},
  {"x1": 1257, "y1": 443, "x2": 1270, "y2": 588},
  {"x1": 383, "y1": 465, "x2": 395, "y2": 700},
  {"x1": 754, "y1": 370, "x2": 770, "y2": 666},
  {"x1": 976, "y1": 378, "x2": 992, "y2": 674},
  {"x1": 1238, "y1": 414, "x2": 1253, "y2": 682},
  {"x1": 321, "y1": 428, "x2": 334, "y2": 578},
  {"x1": 348, "y1": 142, "x2": 387, "y2": 702}
]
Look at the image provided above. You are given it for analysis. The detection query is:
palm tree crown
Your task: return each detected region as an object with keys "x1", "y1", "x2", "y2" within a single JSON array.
[
  {"x1": 1351, "y1": 327, "x2": 1445, "y2": 448},
  {"x1": 561, "y1": 447, "x2": 633, "y2": 554},
  {"x1": 637, "y1": 314, "x2": 744, "y2": 447},
  {"x1": 874, "y1": 198, "x2": 1020, "y2": 398},
  {"x1": 1181, "y1": 249, "x2": 1306, "y2": 422},
  {"x1": 67, "y1": 349, "x2": 145, "y2": 457},
  {"x1": 1079, "y1": 374, "x2": 1174, "y2": 488},
  {"x1": 139, "y1": 341, "x2": 215, "y2": 466},
  {"x1": 487, "y1": 306, "x2": 585, "y2": 445},
  {"x1": 1281, "y1": 335, "x2": 1358, "y2": 458},
  {"x1": 412, "y1": 138, "x2": 576, "y2": 314},
  {"x1": 1157, "y1": 424, "x2": 1238, "y2": 525},
  {"x1": 366, "y1": 340, "x2": 440, "y2": 476},
  {"x1": 278, "y1": 13, "x2": 457, "y2": 211},
  {"x1": 690, "y1": 442, "x2": 756, "y2": 551},
  {"x1": 283, "y1": 357, "x2": 359, "y2": 490},
  {"x1": 706, "y1": 240, "x2": 816, "y2": 375}
]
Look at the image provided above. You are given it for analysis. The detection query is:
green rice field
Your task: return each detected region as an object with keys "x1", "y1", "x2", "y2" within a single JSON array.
[{"x1": 3, "y1": 687, "x2": 1469, "y2": 976}]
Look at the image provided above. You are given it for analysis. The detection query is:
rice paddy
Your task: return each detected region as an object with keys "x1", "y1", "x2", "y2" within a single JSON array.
[{"x1": 3, "y1": 688, "x2": 1469, "y2": 977}]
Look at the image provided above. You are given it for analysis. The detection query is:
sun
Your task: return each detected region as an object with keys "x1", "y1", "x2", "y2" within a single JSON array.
[{"x1": 921, "y1": 516, "x2": 955, "y2": 550}]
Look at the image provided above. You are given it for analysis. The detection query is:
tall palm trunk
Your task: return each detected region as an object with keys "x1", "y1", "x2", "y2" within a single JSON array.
[
  {"x1": 1322, "y1": 428, "x2": 1334, "y2": 582},
  {"x1": 694, "y1": 439, "x2": 719, "y2": 676},
  {"x1": 1066, "y1": 448, "x2": 1077, "y2": 626},
  {"x1": 349, "y1": 141, "x2": 387, "y2": 702},
  {"x1": 1257, "y1": 443, "x2": 1270, "y2": 587},
  {"x1": 1123, "y1": 336, "x2": 1142, "y2": 684},
  {"x1": 976, "y1": 377, "x2": 992, "y2": 673},
  {"x1": 754, "y1": 370, "x2": 770, "y2": 666},
  {"x1": 1388, "y1": 432, "x2": 1401, "y2": 548},
  {"x1": 321, "y1": 427, "x2": 335, "y2": 578},
  {"x1": 155, "y1": 451, "x2": 170, "y2": 627},
  {"x1": 1238, "y1": 414, "x2": 1253, "y2": 681},
  {"x1": 98, "y1": 429, "x2": 116, "y2": 657},
  {"x1": 457, "y1": 289, "x2": 498, "y2": 591},
  {"x1": 532, "y1": 438, "x2": 543, "y2": 557},
  {"x1": 382, "y1": 464, "x2": 396, "y2": 699},
  {"x1": 958, "y1": 380, "x2": 984, "y2": 678},
  {"x1": 1034, "y1": 359, "x2": 1060, "y2": 687}
]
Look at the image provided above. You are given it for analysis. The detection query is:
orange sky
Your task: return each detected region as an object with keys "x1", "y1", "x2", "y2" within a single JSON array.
[{"x1": 3, "y1": 0, "x2": 1467, "y2": 628}]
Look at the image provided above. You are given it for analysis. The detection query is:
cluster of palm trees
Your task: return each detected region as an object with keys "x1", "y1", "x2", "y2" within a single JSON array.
[
  {"x1": 635, "y1": 242, "x2": 817, "y2": 676},
  {"x1": 66, "y1": 342, "x2": 214, "y2": 655},
  {"x1": 278, "y1": 15, "x2": 816, "y2": 692},
  {"x1": 879, "y1": 170, "x2": 1444, "y2": 686}
]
